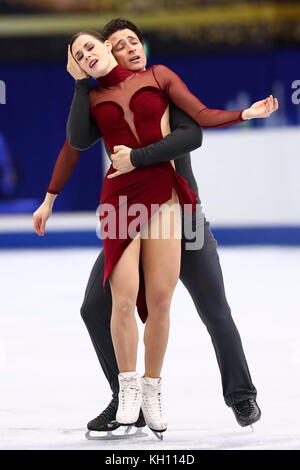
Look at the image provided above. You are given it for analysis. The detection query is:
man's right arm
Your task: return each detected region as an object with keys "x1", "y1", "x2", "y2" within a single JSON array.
[{"x1": 66, "y1": 79, "x2": 102, "y2": 150}]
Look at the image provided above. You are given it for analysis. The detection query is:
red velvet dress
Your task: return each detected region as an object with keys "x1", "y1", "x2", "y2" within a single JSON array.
[{"x1": 90, "y1": 64, "x2": 244, "y2": 323}]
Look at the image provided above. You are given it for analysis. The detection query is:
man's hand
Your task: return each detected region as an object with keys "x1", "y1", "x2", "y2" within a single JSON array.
[
  {"x1": 107, "y1": 145, "x2": 135, "y2": 179},
  {"x1": 242, "y1": 95, "x2": 279, "y2": 120},
  {"x1": 67, "y1": 44, "x2": 88, "y2": 80}
]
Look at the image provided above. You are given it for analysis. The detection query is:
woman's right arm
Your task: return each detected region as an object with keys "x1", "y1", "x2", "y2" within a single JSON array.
[
  {"x1": 33, "y1": 138, "x2": 81, "y2": 236},
  {"x1": 33, "y1": 191, "x2": 57, "y2": 236}
]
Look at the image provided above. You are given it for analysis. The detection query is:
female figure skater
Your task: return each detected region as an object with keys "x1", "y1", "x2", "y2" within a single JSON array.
[{"x1": 66, "y1": 30, "x2": 278, "y2": 437}]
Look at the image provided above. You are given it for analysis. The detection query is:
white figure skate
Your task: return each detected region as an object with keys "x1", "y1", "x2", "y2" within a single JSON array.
[
  {"x1": 116, "y1": 372, "x2": 142, "y2": 429},
  {"x1": 141, "y1": 376, "x2": 168, "y2": 440}
]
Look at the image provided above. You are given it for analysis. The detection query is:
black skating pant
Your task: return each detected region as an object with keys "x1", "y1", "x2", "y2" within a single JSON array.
[{"x1": 80, "y1": 211, "x2": 257, "y2": 407}]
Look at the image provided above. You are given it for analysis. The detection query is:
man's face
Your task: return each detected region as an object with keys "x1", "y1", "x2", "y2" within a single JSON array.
[{"x1": 108, "y1": 28, "x2": 147, "y2": 72}]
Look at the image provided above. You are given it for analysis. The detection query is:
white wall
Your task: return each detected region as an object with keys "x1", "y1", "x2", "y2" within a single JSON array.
[{"x1": 191, "y1": 127, "x2": 300, "y2": 226}]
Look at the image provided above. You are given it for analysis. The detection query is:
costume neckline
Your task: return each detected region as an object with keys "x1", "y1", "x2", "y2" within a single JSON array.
[{"x1": 97, "y1": 64, "x2": 134, "y2": 87}]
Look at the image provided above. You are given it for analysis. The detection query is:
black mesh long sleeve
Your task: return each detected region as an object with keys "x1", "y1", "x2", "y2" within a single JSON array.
[
  {"x1": 66, "y1": 78, "x2": 102, "y2": 150},
  {"x1": 130, "y1": 105, "x2": 203, "y2": 167}
]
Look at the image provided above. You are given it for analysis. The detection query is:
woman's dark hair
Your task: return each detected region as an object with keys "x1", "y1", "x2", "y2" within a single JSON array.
[
  {"x1": 102, "y1": 18, "x2": 144, "y2": 44},
  {"x1": 69, "y1": 30, "x2": 104, "y2": 54}
]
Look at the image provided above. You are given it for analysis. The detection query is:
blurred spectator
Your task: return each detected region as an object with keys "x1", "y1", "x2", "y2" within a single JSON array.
[{"x1": 0, "y1": 134, "x2": 18, "y2": 197}]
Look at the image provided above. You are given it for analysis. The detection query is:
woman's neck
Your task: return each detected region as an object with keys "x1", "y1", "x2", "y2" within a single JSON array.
[
  {"x1": 96, "y1": 62, "x2": 134, "y2": 88},
  {"x1": 97, "y1": 58, "x2": 118, "y2": 78}
]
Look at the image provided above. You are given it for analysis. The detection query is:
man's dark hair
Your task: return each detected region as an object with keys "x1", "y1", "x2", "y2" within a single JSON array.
[
  {"x1": 69, "y1": 30, "x2": 104, "y2": 55},
  {"x1": 102, "y1": 18, "x2": 144, "y2": 44}
]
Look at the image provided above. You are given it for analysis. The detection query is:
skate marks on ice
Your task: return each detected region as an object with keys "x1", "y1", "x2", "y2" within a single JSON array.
[
  {"x1": 0, "y1": 426, "x2": 149, "y2": 450},
  {"x1": 1, "y1": 426, "x2": 300, "y2": 450},
  {"x1": 167, "y1": 428, "x2": 300, "y2": 450}
]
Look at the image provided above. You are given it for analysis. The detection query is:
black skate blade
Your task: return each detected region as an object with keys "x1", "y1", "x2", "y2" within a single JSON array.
[{"x1": 85, "y1": 427, "x2": 148, "y2": 441}]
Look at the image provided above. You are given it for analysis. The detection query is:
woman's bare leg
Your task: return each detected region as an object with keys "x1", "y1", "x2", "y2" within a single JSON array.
[
  {"x1": 141, "y1": 189, "x2": 182, "y2": 378},
  {"x1": 109, "y1": 233, "x2": 141, "y2": 373}
]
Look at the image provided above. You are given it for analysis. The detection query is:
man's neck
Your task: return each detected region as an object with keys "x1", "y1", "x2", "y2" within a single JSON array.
[{"x1": 127, "y1": 66, "x2": 147, "y2": 72}]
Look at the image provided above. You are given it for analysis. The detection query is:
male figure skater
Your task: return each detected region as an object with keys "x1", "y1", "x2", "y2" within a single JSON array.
[{"x1": 35, "y1": 18, "x2": 262, "y2": 436}]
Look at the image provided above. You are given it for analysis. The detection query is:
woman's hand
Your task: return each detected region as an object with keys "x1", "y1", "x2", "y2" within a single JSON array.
[
  {"x1": 33, "y1": 201, "x2": 53, "y2": 236},
  {"x1": 67, "y1": 44, "x2": 88, "y2": 80},
  {"x1": 242, "y1": 95, "x2": 279, "y2": 120}
]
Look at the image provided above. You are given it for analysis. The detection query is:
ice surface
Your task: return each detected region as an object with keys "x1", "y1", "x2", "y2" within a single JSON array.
[{"x1": 1, "y1": 247, "x2": 299, "y2": 450}]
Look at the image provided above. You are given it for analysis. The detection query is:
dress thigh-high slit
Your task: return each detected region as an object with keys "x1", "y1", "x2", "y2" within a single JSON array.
[
  {"x1": 108, "y1": 186, "x2": 182, "y2": 375},
  {"x1": 100, "y1": 160, "x2": 197, "y2": 325}
]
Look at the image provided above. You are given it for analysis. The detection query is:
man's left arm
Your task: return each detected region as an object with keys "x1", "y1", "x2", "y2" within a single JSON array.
[
  {"x1": 131, "y1": 105, "x2": 203, "y2": 166},
  {"x1": 108, "y1": 105, "x2": 203, "y2": 178}
]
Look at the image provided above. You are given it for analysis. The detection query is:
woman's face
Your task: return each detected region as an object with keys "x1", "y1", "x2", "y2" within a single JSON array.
[{"x1": 71, "y1": 34, "x2": 113, "y2": 79}]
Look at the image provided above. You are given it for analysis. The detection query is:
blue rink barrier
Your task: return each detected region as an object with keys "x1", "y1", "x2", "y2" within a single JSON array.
[
  {"x1": 213, "y1": 226, "x2": 300, "y2": 246},
  {"x1": 0, "y1": 226, "x2": 300, "y2": 249},
  {"x1": 0, "y1": 231, "x2": 102, "y2": 249}
]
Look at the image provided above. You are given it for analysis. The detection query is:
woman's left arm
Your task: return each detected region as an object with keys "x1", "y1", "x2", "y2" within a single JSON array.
[{"x1": 152, "y1": 64, "x2": 279, "y2": 128}]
